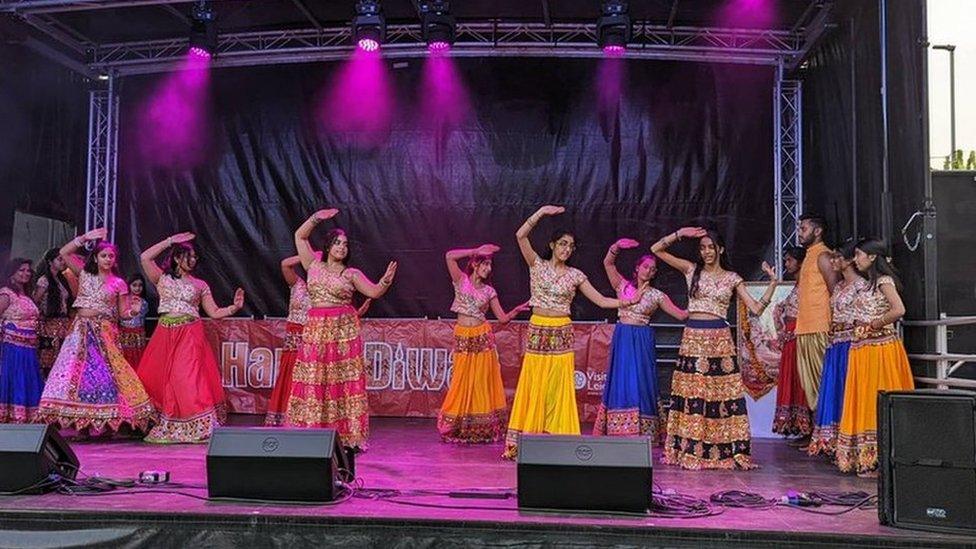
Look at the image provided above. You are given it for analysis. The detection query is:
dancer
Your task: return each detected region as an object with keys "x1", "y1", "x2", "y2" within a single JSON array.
[
  {"x1": 771, "y1": 246, "x2": 811, "y2": 439},
  {"x1": 118, "y1": 274, "x2": 149, "y2": 368},
  {"x1": 593, "y1": 238, "x2": 687, "y2": 439},
  {"x1": 0, "y1": 258, "x2": 44, "y2": 423},
  {"x1": 35, "y1": 230, "x2": 156, "y2": 435},
  {"x1": 264, "y1": 255, "x2": 310, "y2": 427},
  {"x1": 503, "y1": 206, "x2": 634, "y2": 459},
  {"x1": 794, "y1": 214, "x2": 839, "y2": 417},
  {"x1": 138, "y1": 233, "x2": 244, "y2": 443},
  {"x1": 808, "y1": 241, "x2": 865, "y2": 457},
  {"x1": 33, "y1": 248, "x2": 73, "y2": 376},
  {"x1": 836, "y1": 239, "x2": 914, "y2": 475},
  {"x1": 652, "y1": 227, "x2": 777, "y2": 470},
  {"x1": 438, "y1": 244, "x2": 529, "y2": 443},
  {"x1": 286, "y1": 209, "x2": 397, "y2": 451}
]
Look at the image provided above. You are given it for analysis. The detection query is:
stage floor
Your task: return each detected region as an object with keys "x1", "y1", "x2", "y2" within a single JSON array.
[{"x1": 0, "y1": 417, "x2": 972, "y2": 548}]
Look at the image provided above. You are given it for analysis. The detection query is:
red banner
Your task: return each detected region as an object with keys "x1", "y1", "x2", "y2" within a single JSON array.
[{"x1": 200, "y1": 319, "x2": 614, "y2": 422}]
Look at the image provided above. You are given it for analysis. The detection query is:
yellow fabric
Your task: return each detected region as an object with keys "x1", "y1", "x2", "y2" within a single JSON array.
[
  {"x1": 503, "y1": 315, "x2": 580, "y2": 458},
  {"x1": 437, "y1": 323, "x2": 507, "y2": 443},
  {"x1": 796, "y1": 332, "x2": 829, "y2": 411},
  {"x1": 795, "y1": 242, "x2": 831, "y2": 334},
  {"x1": 836, "y1": 339, "x2": 914, "y2": 474}
]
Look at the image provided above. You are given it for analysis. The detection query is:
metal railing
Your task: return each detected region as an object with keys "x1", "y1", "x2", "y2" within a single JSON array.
[{"x1": 904, "y1": 313, "x2": 976, "y2": 390}]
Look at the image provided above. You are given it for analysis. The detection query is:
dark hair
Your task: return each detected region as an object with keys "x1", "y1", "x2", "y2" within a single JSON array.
[
  {"x1": 127, "y1": 273, "x2": 147, "y2": 295},
  {"x1": 164, "y1": 241, "x2": 196, "y2": 278},
  {"x1": 541, "y1": 229, "x2": 576, "y2": 261},
  {"x1": 799, "y1": 213, "x2": 827, "y2": 232},
  {"x1": 784, "y1": 245, "x2": 806, "y2": 263},
  {"x1": 837, "y1": 239, "x2": 856, "y2": 260},
  {"x1": 36, "y1": 247, "x2": 69, "y2": 317},
  {"x1": 855, "y1": 238, "x2": 903, "y2": 293},
  {"x1": 83, "y1": 241, "x2": 120, "y2": 275},
  {"x1": 2, "y1": 258, "x2": 33, "y2": 295},
  {"x1": 629, "y1": 254, "x2": 657, "y2": 287},
  {"x1": 465, "y1": 254, "x2": 493, "y2": 284},
  {"x1": 689, "y1": 229, "x2": 734, "y2": 298}
]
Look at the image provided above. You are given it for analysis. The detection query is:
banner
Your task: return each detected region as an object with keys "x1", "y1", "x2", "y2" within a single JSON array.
[{"x1": 202, "y1": 318, "x2": 615, "y2": 422}]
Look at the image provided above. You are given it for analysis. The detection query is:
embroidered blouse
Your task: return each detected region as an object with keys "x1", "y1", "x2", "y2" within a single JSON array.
[
  {"x1": 307, "y1": 261, "x2": 355, "y2": 307},
  {"x1": 829, "y1": 277, "x2": 865, "y2": 342},
  {"x1": 782, "y1": 285, "x2": 800, "y2": 320},
  {"x1": 286, "y1": 278, "x2": 312, "y2": 325},
  {"x1": 528, "y1": 259, "x2": 587, "y2": 316},
  {"x1": 617, "y1": 282, "x2": 665, "y2": 325},
  {"x1": 685, "y1": 269, "x2": 742, "y2": 318},
  {"x1": 850, "y1": 276, "x2": 900, "y2": 346},
  {"x1": 1, "y1": 287, "x2": 40, "y2": 329},
  {"x1": 451, "y1": 275, "x2": 498, "y2": 322},
  {"x1": 72, "y1": 271, "x2": 127, "y2": 317},
  {"x1": 119, "y1": 298, "x2": 149, "y2": 329},
  {"x1": 157, "y1": 274, "x2": 211, "y2": 318}
]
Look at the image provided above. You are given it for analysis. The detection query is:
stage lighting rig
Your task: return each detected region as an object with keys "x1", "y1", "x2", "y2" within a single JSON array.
[
  {"x1": 596, "y1": 0, "x2": 631, "y2": 54},
  {"x1": 353, "y1": 0, "x2": 386, "y2": 52},
  {"x1": 188, "y1": 0, "x2": 217, "y2": 58},
  {"x1": 418, "y1": 0, "x2": 456, "y2": 51}
]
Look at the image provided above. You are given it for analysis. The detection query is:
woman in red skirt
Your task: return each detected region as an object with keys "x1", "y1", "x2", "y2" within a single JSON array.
[
  {"x1": 265, "y1": 255, "x2": 310, "y2": 426},
  {"x1": 772, "y1": 246, "x2": 812, "y2": 440},
  {"x1": 285, "y1": 208, "x2": 397, "y2": 451},
  {"x1": 118, "y1": 274, "x2": 149, "y2": 368},
  {"x1": 137, "y1": 232, "x2": 245, "y2": 443}
]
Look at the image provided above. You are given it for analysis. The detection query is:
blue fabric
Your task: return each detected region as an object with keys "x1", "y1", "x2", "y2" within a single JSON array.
[
  {"x1": 812, "y1": 340, "x2": 850, "y2": 428},
  {"x1": 0, "y1": 325, "x2": 44, "y2": 414},
  {"x1": 600, "y1": 324, "x2": 659, "y2": 417}
]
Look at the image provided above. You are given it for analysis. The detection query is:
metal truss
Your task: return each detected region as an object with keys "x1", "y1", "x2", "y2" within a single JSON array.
[
  {"x1": 85, "y1": 76, "x2": 119, "y2": 241},
  {"x1": 773, "y1": 76, "x2": 803, "y2": 276}
]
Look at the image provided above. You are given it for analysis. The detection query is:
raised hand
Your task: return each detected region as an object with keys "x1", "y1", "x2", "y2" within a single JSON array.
[
  {"x1": 476, "y1": 244, "x2": 501, "y2": 256},
  {"x1": 614, "y1": 238, "x2": 639, "y2": 250},
  {"x1": 169, "y1": 232, "x2": 195, "y2": 245},
  {"x1": 536, "y1": 205, "x2": 565, "y2": 217},
  {"x1": 380, "y1": 261, "x2": 398, "y2": 286},
  {"x1": 233, "y1": 288, "x2": 245, "y2": 309},
  {"x1": 761, "y1": 261, "x2": 777, "y2": 280},
  {"x1": 314, "y1": 208, "x2": 339, "y2": 222},
  {"x1": 82, "y1": 228, "x2": 108, "y2": 242},
  {"x1": 676, "y1": 227, "x2": 707, "y2": 240}
]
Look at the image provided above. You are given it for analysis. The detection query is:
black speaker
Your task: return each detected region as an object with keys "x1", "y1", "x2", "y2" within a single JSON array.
[
  {"x1": 206, "y1": 427, "x2": 346, "y2": 502},
  {"x1": 517, "y1": 435, "x2": 652, "y2": 513},
  {"x1": 0, "y1": 423, "x2": 78, "y2": 494},
  {"x1": 879, "y1": 390, "x2": 976, "y2": 534}
]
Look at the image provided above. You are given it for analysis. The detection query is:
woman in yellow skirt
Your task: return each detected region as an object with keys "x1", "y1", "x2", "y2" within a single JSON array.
[
  {"x1": 836, "y1": 238, "x2": 914, "y2": 476},
  {"x1": 503, "y1": 205, "x2": 634, "y2": 459},
  {"x1": 437, "y1": 244, "x2": 529, "y2": 443}
]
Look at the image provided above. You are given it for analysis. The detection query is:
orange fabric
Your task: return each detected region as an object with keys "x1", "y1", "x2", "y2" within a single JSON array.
[{"x1": 795, "y1": 242, "x2": 831, "y2": 334}]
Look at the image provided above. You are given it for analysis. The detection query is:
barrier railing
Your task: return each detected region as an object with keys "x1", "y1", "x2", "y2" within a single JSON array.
[{"x1": 903, "y1": 313, "x2": 976, "y2": 390}]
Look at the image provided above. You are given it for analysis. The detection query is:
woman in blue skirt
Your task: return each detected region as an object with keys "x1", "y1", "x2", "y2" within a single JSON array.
[
  {"x1": 593, "y1": 238, "x2": 688, "y2": 439},
  {"x1": 0, "y1": 258, "x2": 45, "y2": 423}
]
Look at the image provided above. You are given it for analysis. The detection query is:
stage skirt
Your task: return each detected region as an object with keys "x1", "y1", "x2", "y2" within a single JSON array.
[
  {"x1": 836, "y1": 327, "x2": 914, "y2": 474},
  {"x1": 437, "y1": 322, "x2": 506, "y2": 443},
  {"x1": 663, "y1": 318, "x2": 756, "y2": 470},
  {"x1": 36, "y1": 317, "x2": 155, "y2": 434},
  {"x1": 807, "y1": 340, "x2": 851, "y2": 457},
  {"x1": 796, "y1": 332, "x2": 829, "y2": 412},
  {"x1": 772, "y1": 320, "x2": 812, "y2": 437},
  {"x1": 264, "y1": 321, "x2": 304, "y2": 427},
  {"x1": 503, "y1": 315, "x2": 580, "y2": 459},
  {"x1": 285, "y1": 305, "x2": 369, "y2": 450},
  {"x1": 593, "y1": 323, "x2": 660, "y2": 439},
  {"x1": 38, "y1": 317, "x2": 70, "y2": 375},
  {"x1": 0, "y1": 323, "x2": 44, "y2": 423},
  {"x1": 119, "y1": 325, "x2": 146, "y2": 371},
  {"x1": 138, "y1": 316, "x2": 226, "y2": 444}
]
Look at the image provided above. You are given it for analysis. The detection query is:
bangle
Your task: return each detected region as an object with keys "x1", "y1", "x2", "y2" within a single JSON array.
[
  {"x1": 672, "y1": 232, "x2": 680, "y2": 241},
  {"x1": 609, "y1": 247, "x2": 619, "y2": 255},
  {"x1": 166, "y1": 237, "x2": 173, "y2": 246},
  {"x1": 74, "y1": 237, "x2": 84, "y2": 247}
]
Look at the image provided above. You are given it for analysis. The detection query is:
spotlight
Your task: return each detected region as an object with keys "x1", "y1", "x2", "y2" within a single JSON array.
[
  {"x1": 188, "y1": 0, "x2": 217, "y2": 57},
  {"x1": 596, "y1": 0, "x2": 631, "y2": 53},
  {"x1": 419, "y1": 1, "x2": 456, "y2": 50},
  {"x1": 353, "y1": 0, "x2": 385, "y2": 51}
]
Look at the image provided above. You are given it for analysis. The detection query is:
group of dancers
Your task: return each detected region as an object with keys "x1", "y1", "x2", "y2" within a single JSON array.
[{"x1": 0, "y1": 207, "x2": 913, "y2": 476}]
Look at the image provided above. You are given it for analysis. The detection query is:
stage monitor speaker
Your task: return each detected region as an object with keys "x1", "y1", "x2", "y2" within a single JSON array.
[
  {"x1": 517, "y1": 435, "x2": 652, "y2": 513},
  {"x1": 879, "y1": 390, "x2": 976, "y2": 534},
  {"x1": 0, "y1": 423, "x2": 78, "y2": 494},
  {"x1": 206, "y1": 427, "x2": 346, "y2": 503}
]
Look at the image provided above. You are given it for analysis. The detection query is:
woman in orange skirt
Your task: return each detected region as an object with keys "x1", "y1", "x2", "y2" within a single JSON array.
[
  {"x1": 285, "y1": 208, "x2": 397, "y2": 451},
  {"x1": 836, "y1": 238, "x2": 914, "y2": 476},
  {"x1": 438, "y1": 244, "x2": 528, "y2": 443},
  {"x1": 137, "y1": 233, "x2": 245, "y2": 443}
]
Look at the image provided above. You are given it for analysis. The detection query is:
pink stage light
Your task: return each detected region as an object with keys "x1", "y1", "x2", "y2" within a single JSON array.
[
  {"x1": 428, "y1": 41, "x2": 451, "y2": 54},
  {"x1": 188, "y1": 46, "x2": 212, "y2": 59},
  {"x1": 357, "y1": 38, "x2": 380, "y2": 52},
  {"x1": 602, "y1": 44, "x2": 625, "y2": 57},
  {"x1": 319, "y1": 47, "x2": 394, "y2": 148}
]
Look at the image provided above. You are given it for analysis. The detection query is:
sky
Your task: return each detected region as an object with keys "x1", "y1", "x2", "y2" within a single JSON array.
[{"x1": 928, "y1": 0, "x2": 976, "y2": 168}]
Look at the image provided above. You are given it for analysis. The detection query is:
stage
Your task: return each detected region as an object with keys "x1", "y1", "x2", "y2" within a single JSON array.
[{"x1": 0, "y1": 418, "x2": 971, "y2": 548}]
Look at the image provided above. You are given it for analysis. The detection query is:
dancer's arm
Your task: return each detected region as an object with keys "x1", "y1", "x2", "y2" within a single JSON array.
[
  {"x1": 357, "y1": 298, "x2": 372, "y2": 317},
  {"x1": 658, "y1": 294, "x2": 689, "y2": 321},
  {"x1": 489, "y1": 298, "x2": 530, "y2": 324},
  {"x1": 819, "y1": 252, "x2": 841, "y2": 293},
  {"x1": 735, "y1": 262, "x2": 779, "y2": 316},
  {"x1": 140, "y1": 232, "x2": 194, "y2": 285},
  {"x1": 445, "y1": 244, "x2": 499, "y2": 284},
  {"x1": 869, "y1": 280, "x2": 906, "y2": 328},
  {"x1": 516, "y1": 205, "x2": 564, "y2": 267},
  {"x1": 0, "y1": 291, "x2": 10, "y2": 317},
  {"x1": 202, "y1": 287, "x2": 245, "y2": 319},
  {"x1": 295, "y1": 209, "x2": 338, "y2": 270},
  {"x1": 578, "y1": 280, "x2": 636, "y2": 310},
  {"x1": 650, "y1": 227, "x2": 705, "y2": 276},
  {"x1": 349, "y1": 262, "x2": 397, "y2": 299},
  {"x1": 280, "y1": 255, "x2": 302, "y2": 287},
  {"x1": 60, "y1": 228, "x2": 106, "y2": 275},
  {"x1": 603, "y1": 238, "x2": 638, "y2": 290}
]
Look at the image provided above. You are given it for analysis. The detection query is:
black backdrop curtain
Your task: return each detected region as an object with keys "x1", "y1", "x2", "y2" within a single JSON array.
[{"x1": 116, "y1": 57, "x2": 775, "y2": 319}]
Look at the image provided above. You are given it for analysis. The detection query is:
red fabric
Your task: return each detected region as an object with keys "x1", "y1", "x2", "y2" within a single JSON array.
[
  {"x1": 772, "y1": 320, "x2": 812, "y2": 436},
  {"x1": 264, "y1": 321, "x2": 302, "y2": 425},
  {"x1": 119, "y1": 326, "x2": 145, "y2": 368}
]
